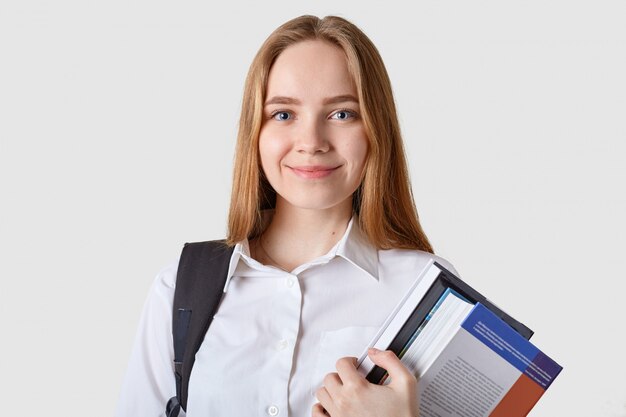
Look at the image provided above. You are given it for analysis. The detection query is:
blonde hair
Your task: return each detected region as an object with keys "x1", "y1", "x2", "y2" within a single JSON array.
[{"x1": 226, "y1": 15, "x2": 433, "y2": 253}]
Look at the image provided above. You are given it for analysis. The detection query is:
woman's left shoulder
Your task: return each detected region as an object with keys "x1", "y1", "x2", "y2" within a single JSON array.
[{"x1": 378, "y1": 247, "x2": 460, "y2": 277}]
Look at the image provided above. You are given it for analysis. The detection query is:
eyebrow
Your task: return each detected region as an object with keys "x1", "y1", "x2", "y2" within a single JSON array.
[{"x1": 264, "y1": 94, "x2": 359, "y2": 106}]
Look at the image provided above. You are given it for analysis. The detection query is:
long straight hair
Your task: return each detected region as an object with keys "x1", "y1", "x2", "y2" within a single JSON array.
[{"x1": 227, "y1": 15, "x2": 433, "y2": 253}]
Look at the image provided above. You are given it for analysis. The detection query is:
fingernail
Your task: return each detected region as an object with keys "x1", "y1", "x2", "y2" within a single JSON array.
[{"x1": 368, "y1": 347, "x2": 381, "y2": 355}]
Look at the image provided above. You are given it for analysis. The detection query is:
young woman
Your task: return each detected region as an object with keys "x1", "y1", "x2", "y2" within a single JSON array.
[{"x1": 116, "y1": 14, "x2": 457, "y2": 417}]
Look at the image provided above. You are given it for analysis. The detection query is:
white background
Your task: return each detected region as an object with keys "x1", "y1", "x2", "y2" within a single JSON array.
[{"x1": 1, "y1": 1, "x2": 625, "y2": 416}]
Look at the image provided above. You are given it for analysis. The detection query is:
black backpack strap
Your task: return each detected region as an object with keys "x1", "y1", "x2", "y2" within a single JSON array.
[{"x1": 165, "y1": 240, "x2": 235, "y2": 417}]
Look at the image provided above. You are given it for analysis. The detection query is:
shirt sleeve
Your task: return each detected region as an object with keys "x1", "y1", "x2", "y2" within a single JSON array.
[{"x1": 115, "y1": 258, "x2": 180, "y2": 417}]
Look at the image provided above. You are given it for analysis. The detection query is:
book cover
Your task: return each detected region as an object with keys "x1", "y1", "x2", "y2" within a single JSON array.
[{"x1": 418, "y1": 303, "x2": 562, "y2": 416}]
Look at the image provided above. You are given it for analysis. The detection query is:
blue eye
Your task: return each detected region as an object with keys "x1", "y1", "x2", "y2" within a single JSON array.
[
  {"x1": 272, "y1": 111, "x2": 292, "y2": 121},
  {"x1": 331, "y1": 110, "x2": 356, "y2": 120}
]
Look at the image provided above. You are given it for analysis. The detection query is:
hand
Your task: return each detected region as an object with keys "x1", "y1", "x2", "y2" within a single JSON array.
[{"x1": 312, "y1": 348, "x2": 418, "y2": 417}]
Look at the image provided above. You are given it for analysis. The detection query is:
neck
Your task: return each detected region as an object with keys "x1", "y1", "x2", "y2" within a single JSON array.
[{"x1": 256, "y1": 197, "x2": 353, "y2": 271}]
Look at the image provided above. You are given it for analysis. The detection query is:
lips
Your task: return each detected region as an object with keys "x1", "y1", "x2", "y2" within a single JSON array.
[{"x1": 288, "y1": 165, "x2": 340, "y2": 179}]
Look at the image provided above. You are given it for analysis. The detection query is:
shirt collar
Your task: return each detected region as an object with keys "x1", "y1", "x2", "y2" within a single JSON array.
[
  {"x1": 335, "y1": 216, "x2": 379, "y2": 281},
  {"x1": 222, "y1": 212, "x2": 379, "y2": 292}
]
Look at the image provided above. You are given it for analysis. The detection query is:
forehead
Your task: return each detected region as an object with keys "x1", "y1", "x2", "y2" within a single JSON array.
[{"x1": 266, "y1": 40, "x2": 356, "y2": 100}]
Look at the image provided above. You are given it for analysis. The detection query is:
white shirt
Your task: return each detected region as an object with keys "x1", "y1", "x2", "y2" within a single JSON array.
[{"x1": 115, "y1": 216, "x2": 457, "y2": 417}]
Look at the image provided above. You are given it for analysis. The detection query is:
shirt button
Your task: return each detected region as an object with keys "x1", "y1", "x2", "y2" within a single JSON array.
[
  {"x1": 276, "y1": 339, "x2": 288, "y2": 350},
  {"x1": 285, "y1": 278, "x2": 295, "y2": 288},
  {"x1": 267, "y1": 405, "x2": 279, "y2": 416}
]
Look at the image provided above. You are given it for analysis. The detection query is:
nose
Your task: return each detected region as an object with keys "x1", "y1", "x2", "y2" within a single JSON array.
[{"x1": 295, "y1": 118, "x2": 329, "y2": 154}]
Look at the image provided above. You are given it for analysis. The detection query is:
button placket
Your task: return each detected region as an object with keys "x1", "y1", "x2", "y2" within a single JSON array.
[{"x1": 261, "y1": 272, "x2": 299, "y2": 417}]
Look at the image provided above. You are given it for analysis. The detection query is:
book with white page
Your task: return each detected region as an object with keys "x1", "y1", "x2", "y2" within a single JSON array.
[{"x1": 356, "y1": 262, "x2": 562, "y2": 416}]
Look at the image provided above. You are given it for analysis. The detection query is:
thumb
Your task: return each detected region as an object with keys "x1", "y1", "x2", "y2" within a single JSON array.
[{"x1": 368, "y1": 348, "x2": 416, "y2": 387}]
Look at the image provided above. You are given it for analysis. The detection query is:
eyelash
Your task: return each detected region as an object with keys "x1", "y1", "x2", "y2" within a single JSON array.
[{"x1": 269, "y1": 108, "x2": 359, "y2": 121}]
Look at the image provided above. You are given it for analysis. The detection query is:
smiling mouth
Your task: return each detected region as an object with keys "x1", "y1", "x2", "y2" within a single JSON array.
[{"x1": 288, "y1": 165, "x2": 340, "y2": 179}]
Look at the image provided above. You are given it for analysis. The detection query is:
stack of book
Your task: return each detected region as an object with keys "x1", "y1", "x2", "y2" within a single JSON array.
[{"x1": 356, "y1": 261, "x2": 562, "y2": 417}]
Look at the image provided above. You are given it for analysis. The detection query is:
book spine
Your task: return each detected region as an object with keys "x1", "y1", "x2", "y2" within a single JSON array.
[{"x1": 358, "y1": 261, "x2": 442, "y2": 376}]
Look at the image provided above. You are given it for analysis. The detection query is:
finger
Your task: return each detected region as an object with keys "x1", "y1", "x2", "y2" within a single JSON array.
[
  {"x1": 335, "y1": 356, "x2": 367, "y2": 387},
  {"x1": 367, "y1": 348, "x2": 417, "y2": 389},
  {"x1": 323, "y1": 371, "x2": 343, "y2": 394},
  {"x1": 315, "y1": 385, "x2": 333, "y2": 411},
  {"x1": 311, "y1": 402, "x2": 329, "y2": 417}
]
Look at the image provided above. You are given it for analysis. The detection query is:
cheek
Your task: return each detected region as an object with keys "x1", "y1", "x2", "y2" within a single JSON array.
[
  {"x1": 344, "y1": 135, "x2": 369, "y2": 174},
  {"x1": 258, "y1": 131, "x2": 287, "y2": 173}
]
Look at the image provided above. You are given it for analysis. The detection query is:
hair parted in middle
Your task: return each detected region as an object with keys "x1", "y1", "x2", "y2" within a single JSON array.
[{"x1": 227, "y1": 14, "x2": 433, "y2": 253}]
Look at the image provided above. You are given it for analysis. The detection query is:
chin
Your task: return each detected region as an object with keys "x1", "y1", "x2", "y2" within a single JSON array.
[{"x1": 279, "y1": 192, "x2": 354, "y2": 212}]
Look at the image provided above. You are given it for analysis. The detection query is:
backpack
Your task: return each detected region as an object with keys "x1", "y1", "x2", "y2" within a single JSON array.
[{"x1": 165, "y1": 240, "x2": 235, "y2": 417}]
